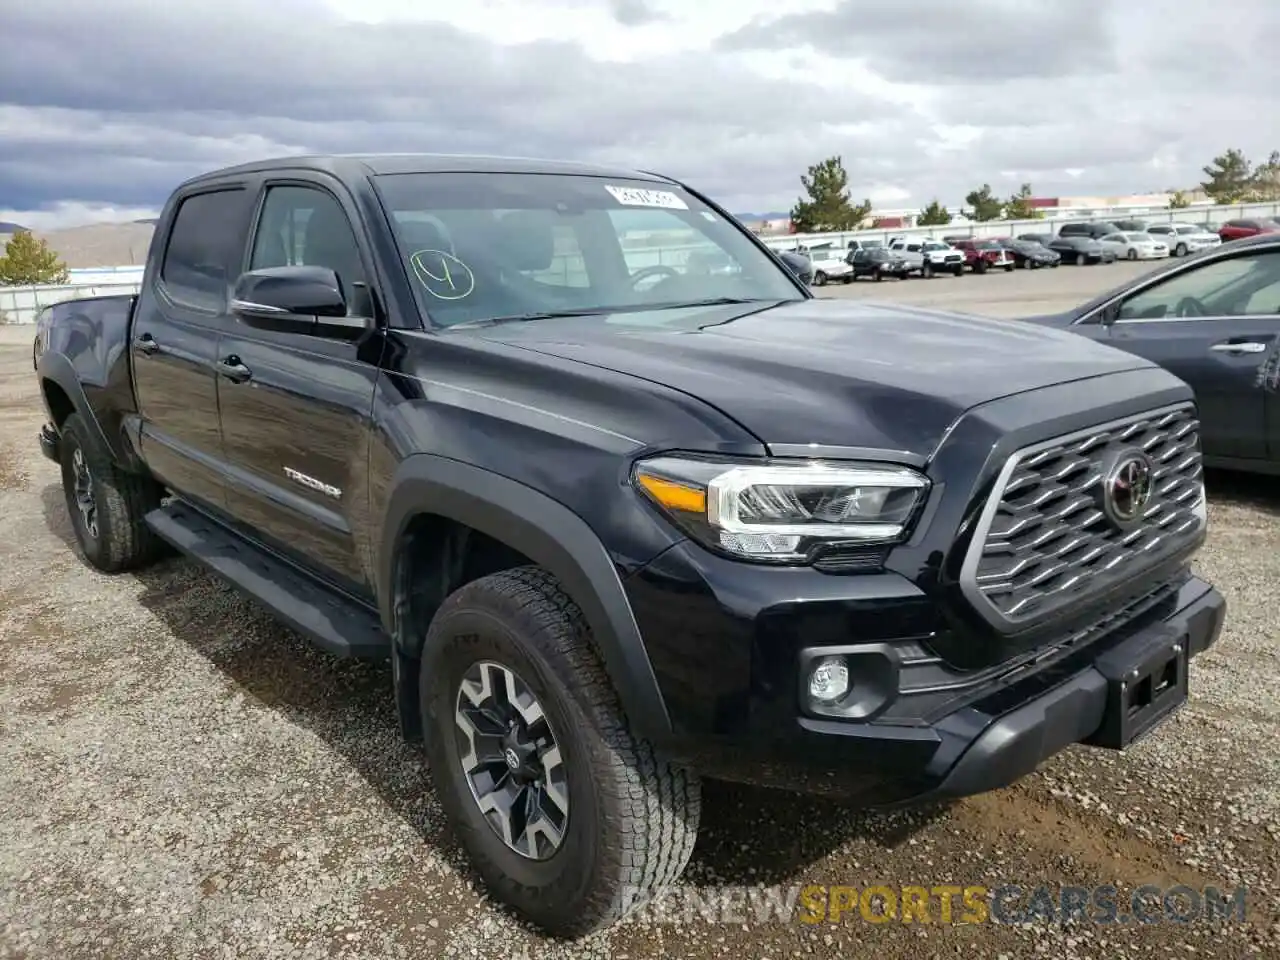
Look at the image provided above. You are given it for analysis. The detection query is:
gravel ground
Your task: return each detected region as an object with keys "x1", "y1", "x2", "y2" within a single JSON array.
[{"x1": 2, "y1": 264, "x2": 1279, "y2": 959}]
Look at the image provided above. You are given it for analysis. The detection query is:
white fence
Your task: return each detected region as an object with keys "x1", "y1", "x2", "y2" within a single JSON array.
[
  {"x1": 3, "y1": 198, "x2": 1278, "y2": 323},
  {"x1": 0, "y1": 280, "x2": 141, "y2": 325}
]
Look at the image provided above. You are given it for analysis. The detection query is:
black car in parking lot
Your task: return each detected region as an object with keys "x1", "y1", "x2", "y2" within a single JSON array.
[
  {"x1": 1023, "y1": 232, "x2": 1280, "y2": 474},
  {"x1": 846, "y1": 246, "x2": 908, "y2": 280},
  {"x1": 1021, "y1": 232, "x2": 1115, "y2": 266},
  {"x1": 1000, "y1": 237, "x2": 1061, "y2": 269}
]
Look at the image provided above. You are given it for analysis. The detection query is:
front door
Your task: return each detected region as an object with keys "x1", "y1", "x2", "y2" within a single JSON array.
[
  {"x1": 1099, "y1": 247, "x2": 1280, "y2": 462},
  {"x1": 132, "y1": 186, "x2": 253, "y2": 510},
  {"x1": 216, "y1": 179, "x2": 383, "y2": 594}
]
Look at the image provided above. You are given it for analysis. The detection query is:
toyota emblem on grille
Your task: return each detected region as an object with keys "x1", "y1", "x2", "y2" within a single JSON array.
[{"x1": 1104, "y1": 452, "x2": 1154, "y2": 525}]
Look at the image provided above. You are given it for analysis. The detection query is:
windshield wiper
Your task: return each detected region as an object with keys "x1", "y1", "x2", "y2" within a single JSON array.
[
  {"x1": 642, "y1": 296, "x2": 793, "y2": 310},
  {"x1": 450, "y1": 307, "x2": 614, "y2": 328},
  {"x1": 451, "y1": 298, "x2": 791, "y2": 329}
]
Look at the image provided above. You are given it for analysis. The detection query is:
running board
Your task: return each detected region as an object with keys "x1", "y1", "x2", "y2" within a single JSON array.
[{"x1": 144, "y1": 500, "x2": 390, "y2": 660}]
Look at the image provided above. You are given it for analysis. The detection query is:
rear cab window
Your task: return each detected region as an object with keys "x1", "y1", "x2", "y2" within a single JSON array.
[{"x1": 159, "y1": 188, "x2": 251, "y2": 311}]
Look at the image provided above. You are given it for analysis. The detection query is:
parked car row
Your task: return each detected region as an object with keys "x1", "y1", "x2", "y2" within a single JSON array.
[{"x1": 777, "y1": 214, "x2": 1280, "y2": 284}]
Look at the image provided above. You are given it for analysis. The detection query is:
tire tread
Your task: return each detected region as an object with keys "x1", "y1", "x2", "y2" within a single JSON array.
[{"x1": 426, "y1": 565, "x2": 700, "y2": 937}]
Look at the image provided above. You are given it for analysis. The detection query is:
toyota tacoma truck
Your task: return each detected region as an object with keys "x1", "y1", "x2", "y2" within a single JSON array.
[{"x1": 33, "y1": 154, "x2": 1225, "y2": 938}]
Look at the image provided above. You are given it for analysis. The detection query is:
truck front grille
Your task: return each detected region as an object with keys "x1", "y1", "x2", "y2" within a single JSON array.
[{"x1": 960, "y1": 404, "x2": 1205, "y2": 631}]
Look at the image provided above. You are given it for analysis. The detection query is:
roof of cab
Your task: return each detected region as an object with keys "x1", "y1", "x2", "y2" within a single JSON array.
[{"x1": 176, "y1": 153, "x2": 678, "y2": 190}]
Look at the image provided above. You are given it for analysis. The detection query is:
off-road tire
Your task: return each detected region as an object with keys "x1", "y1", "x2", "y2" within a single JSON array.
[
  {"x1": 58, "y1": 413, "x2": 165, "y2": 573},
  {"x1": 418, "y1": 566, "x2": 702, "y2": 938}
]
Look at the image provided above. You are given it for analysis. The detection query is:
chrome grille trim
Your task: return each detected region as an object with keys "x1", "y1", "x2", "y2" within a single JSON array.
[{"x1": 958, "y1": 402, "x2": 1206, "y2": 632}]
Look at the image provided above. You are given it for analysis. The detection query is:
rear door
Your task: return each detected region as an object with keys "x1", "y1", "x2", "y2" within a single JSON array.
[
  {"x1": 215, "y1": 176, "x2": 383, "y2": 595},
  {"x1": 1089, "y1": 246, "x2": 1280, "y2": 461},
  {"x1": 131, "y1": 185, "x2": 253, "y2": 510}
]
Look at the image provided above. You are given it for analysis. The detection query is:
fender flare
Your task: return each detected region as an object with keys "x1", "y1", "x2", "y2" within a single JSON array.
[
  {"x1": 37, "y1": 352, "x2": 114, "y2": 464},
  {"x1": 379, "y1": 454, "x2": 673, "y2": 740}
]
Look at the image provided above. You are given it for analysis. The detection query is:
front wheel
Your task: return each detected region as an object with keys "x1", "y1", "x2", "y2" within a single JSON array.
[
  {"x1": 921, "y1": 261, "x2": 933, "y2": 279},
  {"x1": 813, "y1": 270, "x2": 827, "y2": 286},
  {"x1": 1076, "y1": 252, "x2": 1087, "y2": 266},
  {"x1": 1003, "y1": 263, "x2": 1014, "y2": 272},
  {"x1": 419, "y1": 567, "x2": 701, "y2": 938},
  {"x1": 1175, "y1": 242, "x2": 1187, "y2": 257},
  {"x1": 1127, "y1": 248, "x2": 1137, "y2": 260}
]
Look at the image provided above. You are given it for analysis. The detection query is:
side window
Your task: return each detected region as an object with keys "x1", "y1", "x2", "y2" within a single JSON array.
[
  {"x1": 1116, "y1": 253, "x2": 1280, "y2": 321},
  {"x1": 250, "y1": 185, "x2": 369, "y2": 313},
  {"x1": 160, "y1": 189, "x2": 247, "y2": 310}
]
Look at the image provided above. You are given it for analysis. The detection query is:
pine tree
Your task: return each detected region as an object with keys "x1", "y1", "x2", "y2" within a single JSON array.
[
  {"x1": 0, "y1": 230, "x2": 70, "y2": 285},
  {"x1": 917, "y1": 199, "x2": 952, "y2": 226},
  {"x1": 963, "y1": 184, "x2": 1004, "y2": 221},
  {"x1": 789, "y1": 156, "x2": 872, "y2": 233},
  {"x1": 1200, "y1": 149, "x2": 1254, "y2": 204},
  {"x1": 1003, "y1": 183, "x2": 1043, "y2": 220}
]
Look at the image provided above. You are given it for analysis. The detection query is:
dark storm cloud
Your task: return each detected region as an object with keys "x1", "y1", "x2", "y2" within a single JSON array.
[
  {"x1": 4, "y1": 0, "x2": 1280, "y2": 223},
  {"x1": 718, "y1": 0, "x2": 1118, "y2": 82},
  {"x1": 0, "y1": 0, "x2": 899, "y2": 213}
]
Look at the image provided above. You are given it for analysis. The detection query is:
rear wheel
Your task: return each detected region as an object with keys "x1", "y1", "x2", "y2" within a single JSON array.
[
  {"x1": 974, "y1": 260, "x2": 988, "y2": 275},
  {"x1": 419, "y1": 567, "x2": 701, "y2": 938},
  {"x1": 58, "y1": 413, "x2": 165, "y2": 573},
  {"x1": 1003, "y1": 263, "x2": 1014, "y2": 272}
]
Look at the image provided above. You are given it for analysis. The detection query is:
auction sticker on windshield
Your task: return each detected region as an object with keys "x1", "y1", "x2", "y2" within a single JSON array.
[{"x1": 604, "y1": 184, "x2": 689, "y2": 209}]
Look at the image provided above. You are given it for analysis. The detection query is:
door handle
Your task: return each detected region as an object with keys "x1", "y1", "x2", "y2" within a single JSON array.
[
  {"x1": 217, "y1": 357, "x2": 253, "y2": 383},
  {"x1": 133, "y1": 333, "x2": 159, "y2": 356},
  {"x1": 1209, "y1": 341, "x2": 1268, "y2": 354}
]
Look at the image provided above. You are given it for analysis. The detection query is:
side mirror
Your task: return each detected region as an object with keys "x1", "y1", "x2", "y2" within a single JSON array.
[{"x1": 231, "y1": 266, "x2": 371, "y2": 337}]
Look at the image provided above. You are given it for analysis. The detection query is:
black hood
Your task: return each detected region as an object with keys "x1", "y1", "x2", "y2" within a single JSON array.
[{"x1": 473, "y1": 298, "x2": 1155, "y2": 457}]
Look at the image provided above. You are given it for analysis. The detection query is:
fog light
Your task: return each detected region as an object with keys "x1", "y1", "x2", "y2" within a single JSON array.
[{"x1": 808, "y1": 656, "x2": 850, "y2": 704}]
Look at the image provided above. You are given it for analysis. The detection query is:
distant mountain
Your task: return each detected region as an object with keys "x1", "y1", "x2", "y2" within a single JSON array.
[
  {"x1": 0, "y1": 221, "x2": 28, "y2": 233},
  {"x1": 133, "y1": 218, "x2": 158, "y2": 225}
]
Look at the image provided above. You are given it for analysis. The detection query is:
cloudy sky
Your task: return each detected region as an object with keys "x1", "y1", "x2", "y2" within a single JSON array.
[{"x1": 2, "y1": 0, "x2": 1277, "y2": 229}]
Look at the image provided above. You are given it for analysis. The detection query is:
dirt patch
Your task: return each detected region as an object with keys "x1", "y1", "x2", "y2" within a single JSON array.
[{"x1": 0, "y1": 445, "x2": 26, "y2": 490}]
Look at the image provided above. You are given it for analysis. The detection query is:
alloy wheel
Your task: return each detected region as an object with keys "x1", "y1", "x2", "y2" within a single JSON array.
[
  {"x1": 71, "y1": 447, "x2": 98, "y2": 540},
  {"x1": 454, "y1": 660, "x2": 570, "y2": 860}
]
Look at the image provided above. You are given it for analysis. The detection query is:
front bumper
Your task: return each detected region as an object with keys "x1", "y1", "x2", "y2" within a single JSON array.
[
  {"x1": 919, "y1": 581, "x2": 1222, "y2": 800},
  {"x1": 625, "y1": 536, "x2": 1225, "y2": 802},
  {"x1": 38, "y1": 423, "x2": 60, "y2": 463}
]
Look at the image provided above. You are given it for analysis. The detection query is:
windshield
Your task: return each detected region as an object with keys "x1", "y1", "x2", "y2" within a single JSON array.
[{"x1": 373, "y1": 172, "x2": 803, "y2": 326}]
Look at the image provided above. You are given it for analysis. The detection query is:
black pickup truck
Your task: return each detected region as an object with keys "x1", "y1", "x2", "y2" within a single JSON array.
[{"x1": 33, "y1": 154, "x2": 1225, "y2": 937}]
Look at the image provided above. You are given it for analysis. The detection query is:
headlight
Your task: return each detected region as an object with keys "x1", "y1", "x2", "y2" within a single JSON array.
[{"x1": 632, "y1": 455, "x2": 930, "y2": 563}]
